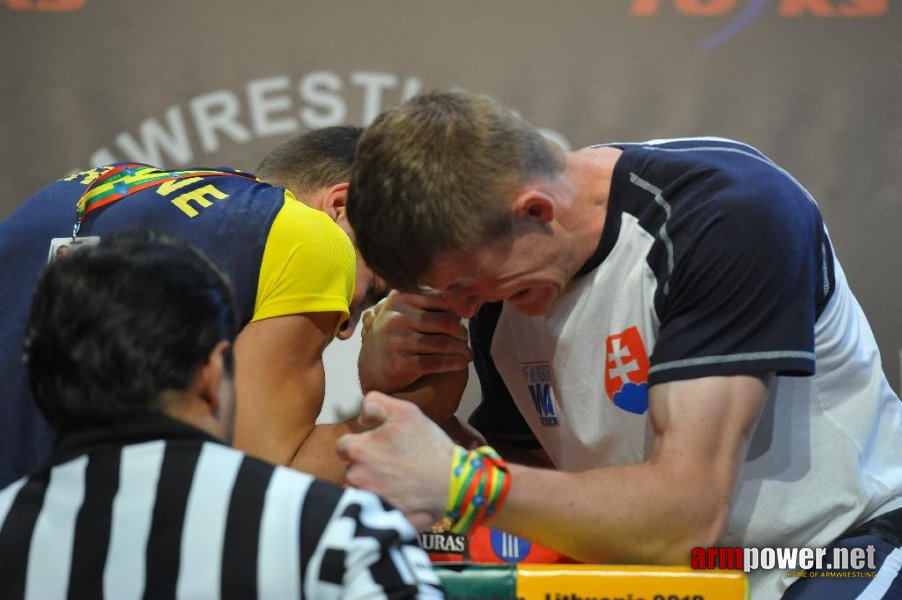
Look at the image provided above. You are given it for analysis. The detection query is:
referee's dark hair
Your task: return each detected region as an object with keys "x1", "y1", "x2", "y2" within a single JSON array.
[{"x1": 23, "y1": 230, "x2": 238, "y2": 433}]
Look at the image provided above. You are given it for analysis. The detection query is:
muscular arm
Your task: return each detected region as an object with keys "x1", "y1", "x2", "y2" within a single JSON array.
[
  {"x1": 340, "y1": 374, "x2": 768, "y2": 564},
  {"x1": 490, "y1": 374, "x2": 769, "y2": 564},
  {"x1": 232, "y1": 311, "x2": 358, "y2": 483}
]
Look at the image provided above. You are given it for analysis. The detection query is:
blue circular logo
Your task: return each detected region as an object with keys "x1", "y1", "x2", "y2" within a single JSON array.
[{"x1": 489, "y1": 529, "x2": 532, "y2": 563}]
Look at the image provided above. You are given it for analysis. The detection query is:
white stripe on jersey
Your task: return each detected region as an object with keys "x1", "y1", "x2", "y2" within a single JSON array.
[
  {"x1": 353, "y1": 493, "x2": 441, "y2": 590},
  {"x1": 176, "y1": 442, "x2": 243, "y2": 599},
  {"x1": 857, "y1": 546, "x2": 902, "y2": 599},
  {"x1": 104, "y1": 440, "x2": 166, "y2": 600},
  {"x1": 0, "y1": 478, "x2": 26, "y2": 527},
  {"x1": 25, "y1": 455, "x2": 88, "y2": 600},
  {"x1": 399, "y1": 544, "x2": 443, "y2": 593},
  {"x1": 627, "y1": 173, "x2": 675, "y2": 294},
  {"x1": 257, "y1": 466, "x2": 311, "y2": 600},
  {"x1": 649, "y1": 349, "x2": 816, "y2": 375}
]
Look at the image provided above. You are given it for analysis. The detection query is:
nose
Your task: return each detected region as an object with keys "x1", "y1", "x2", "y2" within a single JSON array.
[{"x1": 445, "y1": 292, "x2": 481, "y2": 319}]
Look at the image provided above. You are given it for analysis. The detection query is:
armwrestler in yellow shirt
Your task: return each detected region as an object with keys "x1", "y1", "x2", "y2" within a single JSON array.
[
  {"x1": 251, "y1": 127, "x2": 473, "y2": 481},
  {"x1": 0, "y1": 126, "x2": 472, "y2": 487}
]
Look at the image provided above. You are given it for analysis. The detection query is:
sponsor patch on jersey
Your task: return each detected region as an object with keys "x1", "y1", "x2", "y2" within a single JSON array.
[
  {"x1": 519, "y1": 360, "x2": 559, "y2": 426},
  {"x1": 604, "y1": 326, "x2": 649, "y2": 414}
]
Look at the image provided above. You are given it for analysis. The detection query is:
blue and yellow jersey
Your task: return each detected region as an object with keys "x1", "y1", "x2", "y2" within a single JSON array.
[
  {"x1": 56, "y1": 163, "x2": 353, "y2": 324},
  {"x1": 0, "y1": 163, "x2": 355, "y2": 486},
  {"x1": 254, "y1": 191, "x2": 354, "y2": 327}
]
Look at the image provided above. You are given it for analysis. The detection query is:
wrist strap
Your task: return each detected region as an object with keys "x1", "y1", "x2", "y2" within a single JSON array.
[{"x1": 444, "y1": 445, "x2": 511, "y2": 534}]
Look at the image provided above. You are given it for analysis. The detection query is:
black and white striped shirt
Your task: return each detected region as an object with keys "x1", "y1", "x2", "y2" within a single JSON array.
[{"x1": 0, "y1": 414, "x2": 443, "y2": 599}]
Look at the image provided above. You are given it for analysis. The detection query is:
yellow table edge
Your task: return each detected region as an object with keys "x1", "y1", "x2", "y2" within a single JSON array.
[{"x1": 516, "y1": 564, "x2": 749, "y2": 600}]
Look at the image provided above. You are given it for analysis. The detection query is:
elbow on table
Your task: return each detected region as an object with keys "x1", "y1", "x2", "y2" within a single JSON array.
[{"x1": 648, "y1": 495, "x2": 733, "y2": 566}]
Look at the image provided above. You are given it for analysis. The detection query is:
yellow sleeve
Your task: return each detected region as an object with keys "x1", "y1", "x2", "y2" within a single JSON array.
[{"x1": 253, "y1": 192, "x2": 355, "y2": 326}]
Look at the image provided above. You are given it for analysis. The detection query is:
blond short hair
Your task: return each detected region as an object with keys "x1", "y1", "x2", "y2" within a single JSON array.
[{"x1": 347, "y1": 90, "x2": 564, "y2": 290}]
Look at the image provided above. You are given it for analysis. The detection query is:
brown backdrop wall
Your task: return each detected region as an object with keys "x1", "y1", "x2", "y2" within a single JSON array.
[{"x1": 2, "y1": 0, "x2": 900, "y2": 393}]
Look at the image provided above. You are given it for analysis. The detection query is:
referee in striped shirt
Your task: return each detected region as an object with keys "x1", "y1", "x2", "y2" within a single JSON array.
[{"x1": 0, "y1": 230, "x2": 444, "y2": 599}]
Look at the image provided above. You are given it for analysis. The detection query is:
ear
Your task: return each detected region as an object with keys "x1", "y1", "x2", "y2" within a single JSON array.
[
  {"x1": 194, "y1": 340, "x2": 232, "y2": 416},
  {"x1": 512, "y1": 188, "x2": 555, "y2": 224},
  {"x1": 321, "y1": 183, "x2": 349, "y2": 222}
]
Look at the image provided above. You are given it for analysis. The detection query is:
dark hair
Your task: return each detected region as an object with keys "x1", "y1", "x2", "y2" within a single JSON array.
[
  {"x1": 347, "y1": 90, "x2": 564, "y2": 291},
  {"x1": 24, "y1": 230, "x2": 238, "y2": 432},
  {"x1": 255, "y1": 126, "x2": 364, "y2": 197}
]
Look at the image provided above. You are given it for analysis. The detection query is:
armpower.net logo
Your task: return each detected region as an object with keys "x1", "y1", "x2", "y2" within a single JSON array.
[{"x1": 692, "y1": 545, "x2": 878, "y2": 577}]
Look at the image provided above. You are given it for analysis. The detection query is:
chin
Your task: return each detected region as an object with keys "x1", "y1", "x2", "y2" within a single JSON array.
[
  {"x1": 511, "y1": 288, "x2": 557, "y2": 316},
  {"x1": 515, "y1": 304, "x2": 549, "y2": 316}
]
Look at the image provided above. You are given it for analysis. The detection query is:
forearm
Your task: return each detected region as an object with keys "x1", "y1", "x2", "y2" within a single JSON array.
[
  {"x1": 494, "y1": 375, "x2": 766, "y2": 564},
  {"x1": 233, "y1": 312, "x2": 341, "y2": 469},
  {"x1": 379, "y1": 370, "x2": 467, "y2": 423},
  {"x1": 290, "y1": 418, "x2": 363, "y2": 484},
  {"x1": 234, "y1": 405, "x2": 315, "y2": 466},
  {"x1": 483, "y1": 434, "x2": 553, "y2": 468},
  {"x1": 489, "y1": 461, "x2": 729, "y2": 566},
  {"x1": 338, "y1": 378, "x2": 764, "y2": 562}
]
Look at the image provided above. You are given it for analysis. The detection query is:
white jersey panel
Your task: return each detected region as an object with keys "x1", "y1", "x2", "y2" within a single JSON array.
[
  {"x1": 491, "y1": 221, "x2": 902, "y2": 598},
  {"x1": 491, "y1": 213, "x2": 660, "y2": 471}
]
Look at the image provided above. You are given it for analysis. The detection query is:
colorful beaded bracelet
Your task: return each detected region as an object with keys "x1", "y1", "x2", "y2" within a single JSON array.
[{"x1": 444, "y1": 445, "x2": 511, "y2": 535}]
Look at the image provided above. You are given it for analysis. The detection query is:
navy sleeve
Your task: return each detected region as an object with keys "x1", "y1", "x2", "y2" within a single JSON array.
[{"x1": 648, "y1": 172, "x2": 830, "y2": 385}]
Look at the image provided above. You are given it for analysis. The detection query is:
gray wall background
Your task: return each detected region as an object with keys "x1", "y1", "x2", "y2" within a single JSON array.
[{"x1": 2, "y1": 0, "x2": 900, "y2": 401}]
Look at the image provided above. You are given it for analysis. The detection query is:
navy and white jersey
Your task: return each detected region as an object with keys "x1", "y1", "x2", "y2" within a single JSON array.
[
  {"x1": 469, "y1": 138, "x2": 902, "y2": 598},
  {"x1": 0, "y1": 415, "x2": 443, "y2": 599}
]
